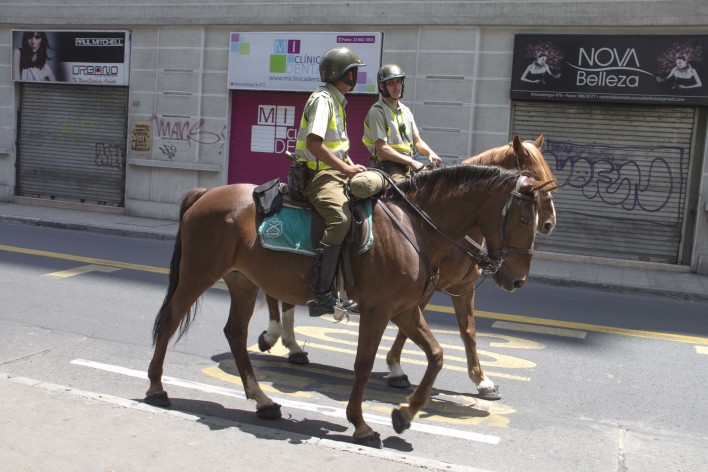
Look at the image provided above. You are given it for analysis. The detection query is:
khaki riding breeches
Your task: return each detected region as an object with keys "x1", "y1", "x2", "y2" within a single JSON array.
[
  {"x1": 374, "y1": 159, "x2": 411, "y2": 184},
  {"x1": 303, "y1": 169, "x2": 351, "y2": 246}
]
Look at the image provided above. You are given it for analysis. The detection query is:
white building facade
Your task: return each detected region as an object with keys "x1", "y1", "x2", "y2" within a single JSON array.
[{"x1": 1, "y1": 1, "x2": 707, "y2": 273}]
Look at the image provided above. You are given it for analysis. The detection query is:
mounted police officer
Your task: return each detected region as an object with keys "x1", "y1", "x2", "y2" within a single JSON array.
[
  {"x1": 295, "y1": 46, "x2": 368, "y2": 317},
  {"x1": 362, "y1": 64, "x2": 441, "y2": 183}
]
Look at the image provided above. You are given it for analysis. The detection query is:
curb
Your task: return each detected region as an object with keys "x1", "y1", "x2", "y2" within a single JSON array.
[
  {"x1": 0, "y1": 215, "x2": 176, "y2": 241},
  {"x1": 2, "y1": 214, "x2": 706, "y2": 303},
  {"x1": 530, "y1": 274, "x2": 708, "y2": 303}
]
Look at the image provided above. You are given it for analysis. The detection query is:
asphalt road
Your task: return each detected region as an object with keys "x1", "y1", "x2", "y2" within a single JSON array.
[{"x1": 1, "y1": 222, "x2": 707, "y2": 471}]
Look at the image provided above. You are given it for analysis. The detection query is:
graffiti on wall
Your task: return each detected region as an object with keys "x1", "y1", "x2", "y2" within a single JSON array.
[
  {"x1": 151, "y1": 114, "x2": 228, "y2": 158},
  {"x1": 543, "y1": 139, "x2": 687, "y2": 225},
  {"x1": 158, "y1": 144, "x2": 177, "y2": 160},
  {"x1": 60, "y1": 120, "x2": 95, "y2": 140},
  {"x1": 95, "y1": 143, "x2": 125, "y2": 170}
]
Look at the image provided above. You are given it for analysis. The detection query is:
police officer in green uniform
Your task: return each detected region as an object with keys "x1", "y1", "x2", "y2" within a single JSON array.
[
  {"x1": 295, "y1": 46, "x2": 368, "y2": 317},
  {"x1": 362, "y1": 64, "x2": 441, "y2": 183}
]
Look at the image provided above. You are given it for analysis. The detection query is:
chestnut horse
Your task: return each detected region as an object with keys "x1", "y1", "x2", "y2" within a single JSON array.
[
  {"x1": 146, "y1": 164, "x2": 550, "y2": 447},
  {"x1": 259, "y1": 135, "x2": 558, "y2": 400}
]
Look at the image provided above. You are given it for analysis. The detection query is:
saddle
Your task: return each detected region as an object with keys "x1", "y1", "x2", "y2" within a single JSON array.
[{"x1": 253, "y1": 177, "x2": 374, "y2": 257}]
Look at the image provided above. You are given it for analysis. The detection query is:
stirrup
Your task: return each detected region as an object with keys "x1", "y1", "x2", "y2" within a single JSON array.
[{"x1": 333, "y1": 299, "x2": 357, "y2": 322}]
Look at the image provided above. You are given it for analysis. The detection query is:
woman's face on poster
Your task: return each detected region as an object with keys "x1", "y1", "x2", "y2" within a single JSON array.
[{"x1": 27, "y1": 33, "x2": 43, "y2": 52}]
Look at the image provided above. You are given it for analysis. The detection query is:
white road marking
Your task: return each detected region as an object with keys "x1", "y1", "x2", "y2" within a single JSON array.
[
  {"x1": 695, "y1": 345, "x2": 708, "y2": 355},
  {"x1": 492, "y1": 321, "x2": 587, "y2": 339},
  {"x1": 1, "y1": 372, "x2": 494, "y2": 472},
  {"x1": 71, "y1": 358, "x2": 501, "y2": 445}
]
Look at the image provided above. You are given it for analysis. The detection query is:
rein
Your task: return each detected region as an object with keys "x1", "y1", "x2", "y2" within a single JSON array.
[{"x1": 375, "y1": 169, "x2": 536, "y2": 277}]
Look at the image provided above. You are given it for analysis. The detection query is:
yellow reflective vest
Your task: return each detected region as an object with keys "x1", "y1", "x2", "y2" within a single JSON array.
[
  {"x1": 295, "y1": 85, "x2": 349, "y2": 170},
  {"x1": 362, "y1": 100, "x2": 414, "y2": 162}
]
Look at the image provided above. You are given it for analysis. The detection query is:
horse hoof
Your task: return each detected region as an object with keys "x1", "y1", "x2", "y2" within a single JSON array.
[
  {"x1": 387, "y1": 375, "x2": 410, "y2": 389},
  {"x1": 354, "y1": 431, "x2": 382, "y2": 449},
  {"x1": 144, "y1": 391, "x2": 171, "y2": 408},
  {"x1": 258, "y1": 331, "x2": 271, "y2": 352},
  {"x1": 477, "y1": 385, "x2": 501, "y2": 401},
  {"x1": 256, "y1": 402, "x2": 282, "y2": 419},
  {"x1": 391, "y1": 408, "x2": 410, "y2": 434},
  {"x1": 288, "y1": 352, "x2": 310, "y2": 365}
]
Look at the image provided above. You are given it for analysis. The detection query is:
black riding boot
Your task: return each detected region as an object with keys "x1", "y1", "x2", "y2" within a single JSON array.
[{"x1": 308, "y1": 243, "x2": 341, "y2": 317}]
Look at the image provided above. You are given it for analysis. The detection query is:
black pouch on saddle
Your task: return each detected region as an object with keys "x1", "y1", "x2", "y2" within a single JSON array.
[
  {"x1": 253, "y1": 178, "x2": 283, "y2": 216},
  {"x1": 288, "y1": 160, "x2": 310, "y2": 202}
]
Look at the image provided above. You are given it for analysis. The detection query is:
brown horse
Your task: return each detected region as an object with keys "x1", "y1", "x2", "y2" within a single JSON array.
[
  {"x1": 259, "y1": 135, "x2": 558, "y2": 400},
  {"x1": 146, "y1": 163, "x2": 551, "y2": 447}
]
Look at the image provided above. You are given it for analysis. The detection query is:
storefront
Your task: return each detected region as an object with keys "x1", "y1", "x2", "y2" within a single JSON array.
[
  {"x1": 225, "y1": 32, "x2": 382, "y2": 185},
  {"x1": 13, "y1": 30, "x2": 130, "y2": 206},
  {"x1": 509, "y1": 34, "x2": 708, "y2": 264}
]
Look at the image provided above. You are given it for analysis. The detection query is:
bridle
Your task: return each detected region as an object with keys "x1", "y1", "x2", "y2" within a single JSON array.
[
  {"x1": 374, "y1": 170, "x2": 538, "y2": 279},
  {"x1": 518, "y1": 141, "x2": 557, "y2": 228},
  {"x1": 462, "y1": 174, "x2": 537, "y2": 274}
]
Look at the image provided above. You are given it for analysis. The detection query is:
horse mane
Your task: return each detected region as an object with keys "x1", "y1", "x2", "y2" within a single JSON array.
[
  {"x1": 464, "y1": 139, "x2": 557, "y2": 184},
  {"x1": 382, "y1": 164, "x2": 519, "y2": 202},
  {"x1": 520, "y1": 141, "x2": 556, "y2": 183}
]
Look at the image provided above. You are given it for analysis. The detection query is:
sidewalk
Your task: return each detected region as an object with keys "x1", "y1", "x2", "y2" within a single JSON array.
[{"x1": 2, "y1": 199, "x2": 708, "y2": 303}]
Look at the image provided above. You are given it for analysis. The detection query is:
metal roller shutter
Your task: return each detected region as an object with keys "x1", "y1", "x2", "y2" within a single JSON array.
[
  {"x1": 17, "y1": 83, "x2": 128, "y2": 206},
  {"x1": 512, "y1": 101, "x2": 696, "y2": 264}
]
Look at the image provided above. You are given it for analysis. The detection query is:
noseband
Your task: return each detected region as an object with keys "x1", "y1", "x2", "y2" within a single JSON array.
[{"x1": 464, "y1": 175, "x2": 537, "y2": 274}]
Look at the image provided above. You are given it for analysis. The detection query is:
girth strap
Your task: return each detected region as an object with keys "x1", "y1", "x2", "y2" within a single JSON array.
[{"x1": 376, "y1": 199, "x2": 437, "y2": 289}]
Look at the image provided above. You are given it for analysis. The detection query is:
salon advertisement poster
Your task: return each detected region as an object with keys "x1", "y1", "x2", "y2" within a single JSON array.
[
  {"x1": 227, "y1": 32, "x2": 383, "y2": 94},
  {"x1": 510, "y1": 34, "x2": 708, "y2": 106},
  {"x1": 12, "y1": 30, "x2": 130, "y2": 86}
]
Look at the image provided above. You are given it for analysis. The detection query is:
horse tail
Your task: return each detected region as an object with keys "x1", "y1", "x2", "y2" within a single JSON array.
[{"x1": 152, "y1": 188, "x2": 209, "y2": 346}]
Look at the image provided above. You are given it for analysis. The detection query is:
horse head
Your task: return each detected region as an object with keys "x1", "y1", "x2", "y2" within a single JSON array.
[
  {"x1": 483, "y1": 174, "x2": 550, "y2": 292},
  {"x1": 383, "y1": 165, "x2": 547, "y2": 292},
  {"x1": 464, "y1": 134, "x2": 560, "y2": 236}
]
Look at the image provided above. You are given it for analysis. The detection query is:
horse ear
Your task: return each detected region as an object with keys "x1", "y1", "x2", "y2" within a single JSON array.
[
  {"x1": 533, "y1": 179, "x2": 560, "y2": 192},
  {"x1": 534, "y1": 134, "x2": 545, "y2": 149},
  {"x1": 512, "y1": 135, "x2": 527, "y2": 160},
  {"x1": 519, "y1": 178, "x2": 539, "y2": 195}
]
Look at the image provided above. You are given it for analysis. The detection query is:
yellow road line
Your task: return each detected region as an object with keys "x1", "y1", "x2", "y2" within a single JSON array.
[
  {"x1": 3, "y1": 243, "x2": 706, "y2": 346},
  {"x1": 492, "y1": 321, "x2": 587, "y2": 339},
  {"x1": 426, "y1": 304, "x2": 708, "y2": 346},
  {"x1": 0, "y1": 244, "x2": 168, "y2": 274},
  {"x1": 46, "y1": 264, "x2": 121, "y2": 278}
]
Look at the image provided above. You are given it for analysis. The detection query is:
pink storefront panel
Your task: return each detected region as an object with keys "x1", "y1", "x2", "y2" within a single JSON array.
[{"x1": 228, "y1": 90, "x2": 376, "y2": 185}]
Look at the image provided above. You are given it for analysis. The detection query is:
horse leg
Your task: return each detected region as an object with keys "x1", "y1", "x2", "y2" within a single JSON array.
[
  {"x1": 257, "y1": 297, "x2": 308, "y2": 365},
  {"x1": 223, "y1": 272, "x2": 281, "y2": 419},
  {"x1": 280, "y1": 302, "x2": 309, "y2": 364},
  {"x1": 257, "y1": 294, "x2": 283, "y2": 352},
  {"x1": 384, "y1": 293, "x2": 435, "y2": 390},
  {"x1": 390, "y1": 307, "x2": 443, "y2": 435},
  {"x1": 450, "y1": 286, "x2": 500, "y2": 400},
  {"x1": 385, "y1": 331, "x2": 412, "y2": 388},
  {"x1": 146, "y1": 276, "x2": 216, "y2": 406},
  {"x1": 346, "y1": 313, "x2": 390, "y2": 448}
]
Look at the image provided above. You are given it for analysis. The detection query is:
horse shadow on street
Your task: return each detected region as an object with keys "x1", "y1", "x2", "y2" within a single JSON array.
[{"x1": 193, "y1": 350, "x2": 502, "y2": 447}]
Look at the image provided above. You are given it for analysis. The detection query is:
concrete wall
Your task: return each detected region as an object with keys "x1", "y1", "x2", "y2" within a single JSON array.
[
  {"x1": 1, "y1": 0, "x2": 707, "y2": 271},
  {"x1": 2, "y1": 1, "x2": 706, "y2": 27}
]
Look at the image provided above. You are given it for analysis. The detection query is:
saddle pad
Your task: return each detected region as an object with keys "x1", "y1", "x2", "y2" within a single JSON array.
[{"x1": 258, "y1": 200, "x2": 373, "y2": 256}]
